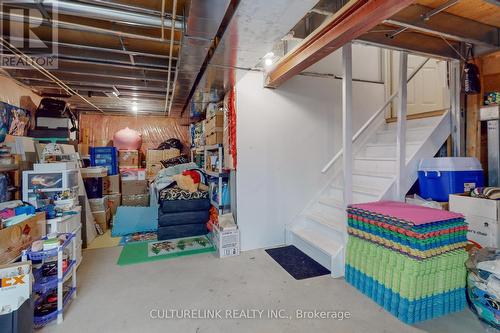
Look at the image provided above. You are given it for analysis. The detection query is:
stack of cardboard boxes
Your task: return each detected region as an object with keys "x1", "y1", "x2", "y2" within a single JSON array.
[
  {"x1": 119, "y1": 149, "x2": 149, "y2": 207},
  {"x1": 145, "y1": 149, "x2": 180, "y2": 180},
  {"x1": 81, "y1": 167, "x2": 111, "y2": 232},
  {"x1": 205, "y1": 112, "x2": 224, "y2": 146}
]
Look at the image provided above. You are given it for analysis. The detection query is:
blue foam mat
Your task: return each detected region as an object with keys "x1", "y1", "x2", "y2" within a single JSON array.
[
  {"x1": 111, "y1": 206, "x2": 158, "y2": 237},
  {"x1": 345, "y1": 265, "x2": 466, "y2": 324}
]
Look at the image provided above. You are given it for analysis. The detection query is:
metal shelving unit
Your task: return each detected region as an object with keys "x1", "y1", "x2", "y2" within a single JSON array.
[{"x1": 191, "y1": 144, "x2": 228, "y2": 213}]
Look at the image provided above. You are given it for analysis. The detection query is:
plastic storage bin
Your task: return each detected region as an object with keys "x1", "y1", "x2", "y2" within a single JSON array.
[
  {"x1": 90, "y1": 147, "x2": 118, "y2": 175},
  {"x1": 418, "y1": 157, "x2": 484, "y2": 202}
]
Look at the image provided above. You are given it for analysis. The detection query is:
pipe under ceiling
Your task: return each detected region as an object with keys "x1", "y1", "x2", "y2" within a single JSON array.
[{"x1": 23, "y1": 0, "x2": 183, "y2": 29}]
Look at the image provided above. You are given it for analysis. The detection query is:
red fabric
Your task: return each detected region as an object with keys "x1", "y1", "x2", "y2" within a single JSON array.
[
  {"x1": 182, "y1": 170, "x2": 200, "y2": 184},
  {"x1": 228, "y1": 87, "x2": 237, "y2": 169}
]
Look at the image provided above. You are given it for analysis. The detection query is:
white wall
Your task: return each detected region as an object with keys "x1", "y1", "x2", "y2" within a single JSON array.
[{"x1": 236, "y1": 45, "x2": 385, "y2": 251}]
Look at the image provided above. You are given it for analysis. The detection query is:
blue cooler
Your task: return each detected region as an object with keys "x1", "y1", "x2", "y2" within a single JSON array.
[{"x1": 418, "y1": 157, "x2": 484, "y2": 202}]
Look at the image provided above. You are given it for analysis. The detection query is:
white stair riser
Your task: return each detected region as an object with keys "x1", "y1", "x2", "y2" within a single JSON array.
[
  {"x1": 309, "y1": 203, "x2": 346, "y2": 228},
  {"x1": 326, "y1": 186, "x2": 379, "y2": 204},
  {"x1": 354, "y1": 158, "x2": 396, "y2": 173},
  {"x1": 289, "y1": 232, "x2": 333, "y2": 271},
  {"x1": 374, "y1": 129, "x2": 429, "y2": 143},
  {"x1": 361, "y1": 144, "x2": 419, "y2": 158},
  {"x1": 333, "y1": 173, "x2": 393, "y2": 191}
]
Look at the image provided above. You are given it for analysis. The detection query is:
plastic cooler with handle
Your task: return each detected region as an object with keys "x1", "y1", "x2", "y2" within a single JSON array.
[{"x1": 418, "y1": 157, "x2": 484, "y2": 202}]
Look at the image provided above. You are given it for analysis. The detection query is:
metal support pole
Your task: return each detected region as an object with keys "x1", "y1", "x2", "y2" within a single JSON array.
[
  {"x1": 450, "y1": 60, "x2": 464, "y2": 157},
  {"x1": 396, "y1": 51, "x2": 408, "y2": 201},
  {"x1": 342, "y1": 43, "x2": 353, "y2": 207}
]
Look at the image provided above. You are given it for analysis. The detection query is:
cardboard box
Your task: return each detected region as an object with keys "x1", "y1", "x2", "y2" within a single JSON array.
[
  {"x1": 78, "y1": 143, "x2": 90, "y2": 156},
  {"x1": 103, "y1": 174, "x2": 120, "y2": 194},
  {"x1": 120, "y1": 168, "x2": 146, "y2": 181},
  {"x1": 205, "y1": 114, "x2": 224, "y2": 135},
  {"x1": 81, "y1": 166, "x2": 108, "y2": 178},
  {"x1": 122, "y1": 194, "x2": 149, "y2": 207},
  {"x1": 89, "y1": 196, "x2": 109, "y2": 212},
  {"x1": 121, "y1": 180, "x2": 148, "y2": 196},
  {"x1": 210, "y1": 222, "x2": 240, "y2": 258},
  {"x1": 146, "y1": 149, "x2": 180, "y2": 164},
  {"x1": 118, "y1": 150, "x2": 139, "y2": 168},
  {"x1": 93, "y1": 209, "x2": 111, "y2": 232},
  {"x1": 206, "y1": 131, "x2": 223, "y2": 146},
  {"x1": 450, "y1": 193, "x2": 500, "y2": 248},
  {"x1": 0, "y1": 212, "x2": 46, "y2": 264},
  {"x1": 107, "y1": 193, "x2": 121, "y2": 215},
  {"x1": 146, "y1": 163, "x2": 163, "y2": 180}
]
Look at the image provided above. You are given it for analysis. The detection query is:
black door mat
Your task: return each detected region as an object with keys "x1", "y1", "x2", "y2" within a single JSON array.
[{"x1": 265, "y1": 245, "x2": 330, "y2": 280}]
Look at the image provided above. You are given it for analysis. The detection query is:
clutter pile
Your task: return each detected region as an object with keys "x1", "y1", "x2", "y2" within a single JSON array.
[
  {"x1": 466, "y1": 248, "x2": 500, "y2": 329},
  {"x1": 345, "y1": 201, "x2": 468, "y2": 324}
]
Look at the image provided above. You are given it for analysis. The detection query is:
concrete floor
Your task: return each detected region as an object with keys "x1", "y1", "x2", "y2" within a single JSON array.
[{"x1": 40, "y1": 246, "x2": 490, "y2": 333}]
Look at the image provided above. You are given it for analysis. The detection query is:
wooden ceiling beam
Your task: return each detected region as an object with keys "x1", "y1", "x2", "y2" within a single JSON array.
[
  {"x1": 386, "y1": 4, "x2": 500, "y2": 48},
  {"x1": 358, "y1": 24, "x2": 462, "y2": 60},
  {"x1": 265, "y1": 0, "x2": 414, "y2": 88}
]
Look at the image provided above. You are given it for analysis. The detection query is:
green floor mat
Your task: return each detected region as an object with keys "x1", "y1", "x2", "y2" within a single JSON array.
[{"x1": 117, "y1": 235, "x2": 215, "y2": 266}]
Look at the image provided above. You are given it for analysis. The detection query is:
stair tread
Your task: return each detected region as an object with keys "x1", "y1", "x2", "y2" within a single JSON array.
[
  {"x1": 365, "y1": 141, "x2": 421, "y2": 147},
  {"x1": 318, "y1": 196, "x2": 344, "y2": 209},
  {"x1": 292, "y1": 227, "x2": 343, "y2": 255},
  {"x1": 377, "y1": 125, "x2": 434, "y2": 135},
  {"x1": 330, "y1": 183, "x2": 381, "y2": 196},
  {"x1": 350, "y1": 170, "x2": 395, "y2": 179},
  {"x1": 304, "y1": 212, "x2": 346, "y2": 232},
  {"x1": 355, "y1": 156, "x2": 396, "y2": 161}
]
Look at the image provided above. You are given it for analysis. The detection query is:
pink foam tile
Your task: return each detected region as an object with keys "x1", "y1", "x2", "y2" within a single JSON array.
[{"x1": 349, "y1": 201, "x2": 464, "y2": 226}]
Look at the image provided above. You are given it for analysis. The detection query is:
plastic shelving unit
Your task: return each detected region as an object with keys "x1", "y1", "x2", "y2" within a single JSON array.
[{"x1": 22, "y1": 230, "x2": 79, "y2": 327}]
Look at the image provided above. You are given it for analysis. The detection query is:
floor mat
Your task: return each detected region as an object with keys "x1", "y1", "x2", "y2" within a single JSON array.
[
  {"x1": 87, "y1": 230, "x2": 121, "y2": 249},
  {"x1": 112, "y1": 206, "x2": 158, "y2": 237},
  {"x1": 119, "y1": 232, "x2": 158, "y2": 245},
  {"x1": 117, "y1": 235, "x2": 215, "y2": 266},
  {"x1": 265, "y1": 245, "x2": 330, "y2": 280}
]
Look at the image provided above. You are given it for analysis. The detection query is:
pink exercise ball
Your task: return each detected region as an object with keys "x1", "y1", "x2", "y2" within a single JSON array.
[{"x1": 113, "y1": 127, "x2": 142, "y2": 150}]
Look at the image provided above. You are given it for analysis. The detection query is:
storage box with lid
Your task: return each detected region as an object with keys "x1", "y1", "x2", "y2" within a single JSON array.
[
  {"x1": 22, "y1": 169, "x2": 79, "y2": 202},
  {"x1": 418, "y1": 157, "x2": 484, "y2": 202},
  {"x1": 450, "y1": 193, "x2": 500, "y2": 248},
  {"x1": 90, "y1": 147, "x2": 118, "y2": 175},
  {"x1": 120, "y1": 168, "x2": 146, "y2": 181}
]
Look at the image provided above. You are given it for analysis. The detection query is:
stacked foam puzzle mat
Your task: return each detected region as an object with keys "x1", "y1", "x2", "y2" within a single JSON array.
[{"x1": 345, "y1": 201, "x2": 468, "y2": 324}]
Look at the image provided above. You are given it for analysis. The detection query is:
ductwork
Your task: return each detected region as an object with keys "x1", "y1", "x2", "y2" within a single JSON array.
[{"x1": 22, "y1": 0, "x2": 183, "y2": 29}]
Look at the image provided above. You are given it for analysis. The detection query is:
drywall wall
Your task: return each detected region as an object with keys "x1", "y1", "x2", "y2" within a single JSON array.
[
  {"x1": 236, "y1": 44, "x2": 385, "y2": 251},
  {"x1": 0, "y1": 76, "x2": 41, "y2": 111}
]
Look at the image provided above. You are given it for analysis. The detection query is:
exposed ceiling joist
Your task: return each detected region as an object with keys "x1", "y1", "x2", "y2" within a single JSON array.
[
  {"x1": 386, "y1": 4, "x2": 500, "y2": 48},
  {"x1": 357, "y1": 25, "x2": 462, "y2": 59},
  {"x1": 265, "y1": 0, "x2": 414, "y2": 88}
]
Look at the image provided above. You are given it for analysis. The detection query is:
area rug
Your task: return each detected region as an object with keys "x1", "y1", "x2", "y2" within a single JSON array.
[
  {"x1": 265, "y1": 245, "x2": 330, "y2": 280},
  {"x1": 117, "y1": 235, "x2": 215, "y2": 266},
  {"x1": 119, "y1": 232, "x2": 158, "y2": 245}
]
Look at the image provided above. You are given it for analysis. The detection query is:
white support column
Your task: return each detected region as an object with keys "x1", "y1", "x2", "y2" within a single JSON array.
[
  {"x1": 342, "y1": 43, "x2": 353, "y2": 207},
  {"x1": 396, "y1": 51, "x2": 408, "y2": 201},
  {"x1": 450, "y1": 60, "x2": 464, "y2": 157}
]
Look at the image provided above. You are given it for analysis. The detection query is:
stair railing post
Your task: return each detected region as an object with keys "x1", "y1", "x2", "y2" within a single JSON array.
[
  {"x1": 396, "y1": 51, "x2": 408, "y2": 201},
  {"x1": 342, "y1": 42, "x2": 353, "y2": 207}
]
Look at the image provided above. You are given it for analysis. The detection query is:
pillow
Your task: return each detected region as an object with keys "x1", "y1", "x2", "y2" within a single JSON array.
[
  {"x1": 160, "y1": 155, "x2": 188, "y2": 168},
  {"x1": 172, "y1": 174, "x2": 198, "y2": 193}
]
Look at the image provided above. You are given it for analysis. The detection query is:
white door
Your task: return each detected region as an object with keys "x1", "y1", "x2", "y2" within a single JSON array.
[{"x1": 389, "y1": 52, "x2": 449, "y2": 117}]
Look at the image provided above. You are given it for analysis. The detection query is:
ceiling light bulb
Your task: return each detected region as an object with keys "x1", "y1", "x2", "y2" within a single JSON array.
[
  {"x1": 132, "y1": 102, "x2": 138, "y2": 113},
  {"x1": 112, "y1": 91, "x2": 118, "y2": 97},
  {"x1": 264, "y1": 58, "x2": 273, "y2": 66}
]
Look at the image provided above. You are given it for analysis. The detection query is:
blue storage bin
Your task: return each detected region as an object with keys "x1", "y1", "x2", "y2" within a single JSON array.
[
  {"x1": 90, "y1": 147, "x2": 118, "y2": 175},
  {"x1": 418, "y1": 157, "x2": 484, "y2": 202}
]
